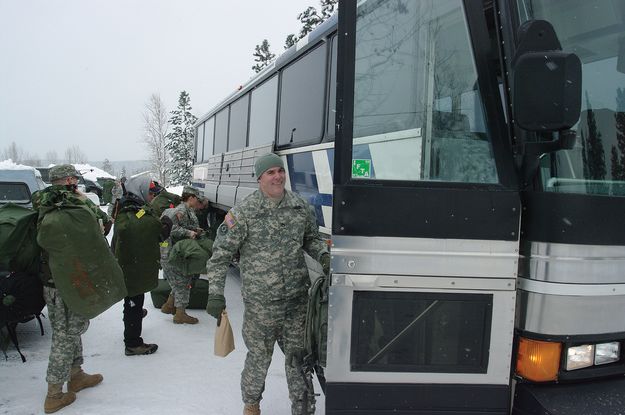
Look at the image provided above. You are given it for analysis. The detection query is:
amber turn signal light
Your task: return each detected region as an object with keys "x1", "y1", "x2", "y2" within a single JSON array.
[{"x1": 516, "y1": 337, "x2": 562, "y2": 382}]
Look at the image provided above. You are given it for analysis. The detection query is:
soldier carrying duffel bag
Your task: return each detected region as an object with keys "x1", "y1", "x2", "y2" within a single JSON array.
[{"x1": 33, "y1": 164, "x2": 127, "y2": 414}]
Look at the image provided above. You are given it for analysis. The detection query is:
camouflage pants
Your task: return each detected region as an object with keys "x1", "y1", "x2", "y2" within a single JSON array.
[
  {"x1": 241, "y1": 297, "x2": 315, "y2": 415},
  {"x1": 44, "y1": 286, "x2": 89, "y2": 384},
  {"x1": 162, "y1": 261, "x2": 192, "y2": 308}
]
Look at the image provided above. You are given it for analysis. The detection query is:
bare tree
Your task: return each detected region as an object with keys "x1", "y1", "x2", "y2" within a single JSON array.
[
  {"x1": 1, "y1": 141, "x2": 24, "y2": 163},
  {"x1": 64, "y1": 145, "x2": 87, "y2": 164},
  {"x1": 142, "y1": 93, "x2": 170, "y2": 186},
  {"x1": 45, "y1": 150, "x2": 59, "y2": 165}
]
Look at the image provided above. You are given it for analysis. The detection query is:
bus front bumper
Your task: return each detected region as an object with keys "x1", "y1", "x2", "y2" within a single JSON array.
[{"x1": 513, "y1": 376, "x2": 625, "y2": 415}]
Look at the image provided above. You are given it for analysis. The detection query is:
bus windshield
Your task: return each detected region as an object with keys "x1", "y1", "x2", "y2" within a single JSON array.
[
  {"x1": 350, "y1": 0, "x2": 498, "y2": 184},
  {"x1": 517, "y1": 0, "x2": 625, "y2": 196}
]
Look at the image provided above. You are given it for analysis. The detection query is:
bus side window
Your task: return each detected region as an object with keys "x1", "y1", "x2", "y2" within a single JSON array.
[
  {"x1": 278, "y1": 43, "x2": 327, "y2": 147},
  {"x1": 214, "y1": 107, "x2": 229, "y2": 153}
]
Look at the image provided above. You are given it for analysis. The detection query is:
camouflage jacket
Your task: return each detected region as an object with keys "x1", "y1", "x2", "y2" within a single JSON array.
[
  {"x1": 169, "y1": 203, "x2": 200, "y2": 245},
  {"x1": 32, "y1": 185, "x2": 110, "y2": 226},
  {"x1": 151, "y1": 191, "x2": 182, "y2": 218},
  {"x1": 206, "y1": 189, "x2": 327, "y2": 304}
]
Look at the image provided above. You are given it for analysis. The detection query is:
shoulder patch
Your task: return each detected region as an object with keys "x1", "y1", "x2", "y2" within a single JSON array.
[
  {"x1": 225, "y1": 211, "x2": 237, "y2": 229},
  {"x1": 219, "y1": 223, "x2": 229, "y2": 235},
  {"x1": 175, "y1": 212, "x2": 183, "y2": 221}
]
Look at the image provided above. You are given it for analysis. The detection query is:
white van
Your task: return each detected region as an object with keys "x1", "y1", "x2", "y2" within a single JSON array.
[{"x1": 0, "y1": 162, "x2": 47, "y2": 208}]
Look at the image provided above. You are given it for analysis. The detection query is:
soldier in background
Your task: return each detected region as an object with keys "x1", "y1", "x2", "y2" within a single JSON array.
[
  {"x1": 150, "y1": 181, "x2": 182, "y2": 217},
  {"x1": 159, "y1": 186, "x2": 203, "y2": 324},
  {"x1": 107, "y1": 177, "x2": 125, "y2": 220},
  {"x1": 205, "y1": 153, "x2": 330, "y2": 415},
  {"x1": 32, "y1": 165, "x2": 108, "y2": 414},
  {"x1": 112, "y1": 175, "x2": 172, "y2": 356}
]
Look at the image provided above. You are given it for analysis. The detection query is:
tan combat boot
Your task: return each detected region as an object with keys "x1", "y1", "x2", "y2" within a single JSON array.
[
  {"x1": 67, "y1": 366, "x2": 103, "y2": 393},
  {"x1": 44, "y1": 383, "x2": 76, "y2": 414},
  {"x1": 160, "y1": 294, "x2": 175, "y2": 315},
  {"x1": 173, "y1": 307, "x2": 198, "y2": 324},
  {"x1": 243, "y1": 403, "x2": 261, "y2": 415}
]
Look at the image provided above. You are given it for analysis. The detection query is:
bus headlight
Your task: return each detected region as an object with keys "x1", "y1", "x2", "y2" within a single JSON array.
[
  {"x1": 566, "y1": 345, "x2": 594, "y2": 370},
  {"x1": 595, "y1": 342, "x2": 620, "y2": 365}
]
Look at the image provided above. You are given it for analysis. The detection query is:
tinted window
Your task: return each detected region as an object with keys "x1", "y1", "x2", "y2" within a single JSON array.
[
  {"x1": 202, "y1": 118, "x2": 215, "y2": 160},
  {"x1": 518, "y1": 0, "x2": 625, "y2": 196},
  {"x1": 327, "y1": 35, "x2": 337, "y2": 139},
  {"x1": 214, "y1": 107, "x2": 229, "y2": 154},
  {"x1": 249, "y1": 75, "x2": 278, "y2": 147},
  {"x1": 351, "y1": 1, "x2": 498, "y2": 184},
  {"x1": 278, "y1": 43, "x2": 327, "y2": 146},
  {"x1": 0, "y1": 182, "x2": 31, "y2": 203},
  {"x1": 352, "y1": 291, "x2": 492, "y2": 373},
  {"x1": 228, "y1": 94, "x2": 249, "y2": 150},
  {"x1": 196, "y1": 123, "x2": 205, "y2": 162}
]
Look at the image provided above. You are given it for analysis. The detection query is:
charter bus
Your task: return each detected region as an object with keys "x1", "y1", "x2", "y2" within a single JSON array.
[{"x1": 192, "y1": 0, "x2": 625, "y2": 413}]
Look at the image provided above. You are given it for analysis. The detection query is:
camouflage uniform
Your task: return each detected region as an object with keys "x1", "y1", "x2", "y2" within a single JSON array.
[
  {"x1": 32, "y1": 165, "x2": 110, "y2": 385},
  {"x1": 107, "y1": 181, "x2": 123, "y2": 217},
  {"x1": 206, "y1": 189, "x2": 327, "y2": 414},
  {"x1": 162, "y1": 201, "x2": 201, "y2": 308},
  {"x1": 43, "y1": 286, "x2": 89, "y2": 384}
]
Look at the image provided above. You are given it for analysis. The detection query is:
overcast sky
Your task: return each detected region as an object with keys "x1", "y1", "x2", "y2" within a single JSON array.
[{"x1": 0, "y1": 0, "x2": 318, "y2": 162}]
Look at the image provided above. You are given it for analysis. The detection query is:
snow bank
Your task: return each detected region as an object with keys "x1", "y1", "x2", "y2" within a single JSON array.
[
  {"x1": 167, "y1": 185, "x2": 183, "y2": 196},
  {"x1": 0, "y1": 159, "x2": 38, "y2": 172},
  {"x1": 73, "y1": 163, "x2": 115, "y2": 181}
]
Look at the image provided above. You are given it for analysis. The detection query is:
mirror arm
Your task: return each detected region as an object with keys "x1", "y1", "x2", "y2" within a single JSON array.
[{"x1": 520, "y1": 129, "x2": 576, "y2": 155}]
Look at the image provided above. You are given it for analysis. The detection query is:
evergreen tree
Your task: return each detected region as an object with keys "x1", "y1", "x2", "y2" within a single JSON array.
[
  {"x1": 102, "y1": 158, "x2": 113, "y2": 175},
  {"x1": 611, "y1": 88, "x2": 625, "y2": 180},
  {"x1": 121, "y1": 165, "x2": 127, "y2": 178},
  {"x1": 297, "y1": 6, "x2": 322, "y2": 38},
  {"x1": 581, "y1": 92, "x2": 606, "y2": 181},
  {"x1": 165, "y1": 91, "x2": 197, "y2": 186},
  {"x1": 284, "y1": 34, "x2": 299, "y2": 50},
  {"x1": 320, "y1": 0, "x2": 337, "y2": 20},
  {"x1": 283, "y1": 0, "x2": 337, "y2": 50},
  {"x1": 252, "y1": 39, "x2": 275, "y2": 73}
]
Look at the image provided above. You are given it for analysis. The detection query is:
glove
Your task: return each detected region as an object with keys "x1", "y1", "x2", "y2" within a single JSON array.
[
  {"x1": 320, "y1": 253, "x2": 331, "y2": 276},
  {"x1": 160, "y1": 216, "x2": 173, "y2": 240},
  {"x1": 286, "y1": 347, "x2": 306, "y2": 368},
  {"x1": 206, "y1": 294, "x2": 226, "y2": 319}
]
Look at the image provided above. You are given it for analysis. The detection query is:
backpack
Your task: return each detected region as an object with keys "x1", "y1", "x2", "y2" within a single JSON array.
[
  {"x1": 0, "y1": 271, "x2": 46, "y2": 362},
  {"x1": 0, "y1": 203, "x2": 41, "y2": 275},
  {"x1": 302, "y1": 275, "x2": 329, "y2": 392},
  {"x1": 0, "y1": 203, "x2": 45, "y2": 362}
]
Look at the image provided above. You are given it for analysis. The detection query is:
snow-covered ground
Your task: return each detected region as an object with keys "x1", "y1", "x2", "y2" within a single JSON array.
[{"x1": 1, "y1": 217, "x2": 325, "y2": 414}]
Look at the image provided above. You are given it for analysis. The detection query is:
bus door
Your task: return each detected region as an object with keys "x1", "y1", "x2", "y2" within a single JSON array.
[{"x1": 326, "y1": 1, "x2": 520, "y2": 413}]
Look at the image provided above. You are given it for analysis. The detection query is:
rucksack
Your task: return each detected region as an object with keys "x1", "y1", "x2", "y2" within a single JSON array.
[
  {"x1": 0, "y1": 203, "x2": 41, "y2": 275},
  {"x1": 302, "y1": 275, "x2": 329, "y2": 392},
  {"x1": 0, "y1": 271, "x2": 46, "y2": 362}
]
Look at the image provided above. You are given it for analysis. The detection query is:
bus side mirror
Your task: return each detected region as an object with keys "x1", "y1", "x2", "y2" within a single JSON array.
[
  {"x1": 511, "y1": 19, "x2": 582, "y2": 133},
  {"x1": 513, "y1": 51, "x2": 581, "y2": 131}
]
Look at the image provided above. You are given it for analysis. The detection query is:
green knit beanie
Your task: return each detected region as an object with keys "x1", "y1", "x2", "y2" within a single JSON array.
[{"x1": 254, "y1": 153, "x2": 284, "y2": 178}]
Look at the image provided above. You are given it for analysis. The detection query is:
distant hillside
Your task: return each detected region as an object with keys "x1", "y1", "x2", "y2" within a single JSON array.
[{"x1": 93, "y1": 160, "x2": 152, "y2": 178}]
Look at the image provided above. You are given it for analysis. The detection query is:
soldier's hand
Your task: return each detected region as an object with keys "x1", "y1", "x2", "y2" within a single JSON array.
[
  {"x1": 206, "y1": 294, "x2": 226, "y2": 319},
  {"x1": 189, "y1": 230, "x2": 198, "y2": 239},
  {"x1": 320, "y1": 253, "x2": 331, "y2": 276},
  {"x1": 286, "y1": 348, "x2": 306, "y2": 368}
]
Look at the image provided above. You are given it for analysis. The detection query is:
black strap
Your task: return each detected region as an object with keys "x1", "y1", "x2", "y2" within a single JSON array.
[{"x1": 6, "y1": 323, "x2": 26, "y2": 363}]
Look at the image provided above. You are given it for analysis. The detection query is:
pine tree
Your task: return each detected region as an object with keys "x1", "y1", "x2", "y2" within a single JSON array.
[
  {"x1": 102, "y1": 158, "x2": 113, "y2": 175},
  {"x1": 121, "y1": 165, "x2": 127, "y2": 178},
  {"x1": 581, "y1": 92, "x2": 606, "y2": 181},
  {"x1": 298, "y1": 6, "x2": 322, "y2": 38},
  {"x1": 611, "y1": 88, "x2": 625, "y2": 180},
  {"x1": 165, "y1": 91, "x2": 197, "y2": 186},
  {"x1": 320, "y1": 0, "x2": 337, "y2": 20},
  {"x1": 283, "y1": 0, "x2": 337, "y2": 50},
  {"x1": 284, "y1": 34, "x2": 299, "y2": 50},
  {"x1": 252, "y1": 39, "x2": 275, "y2": 73}
]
